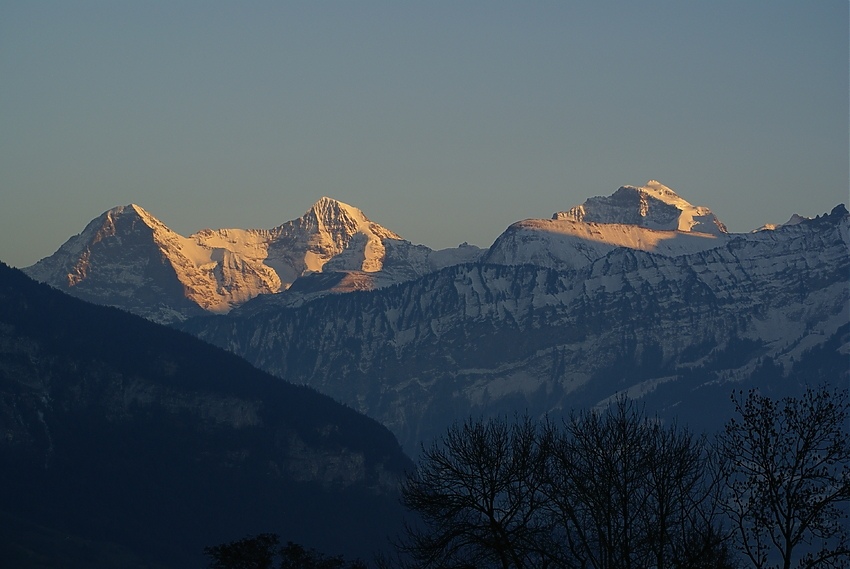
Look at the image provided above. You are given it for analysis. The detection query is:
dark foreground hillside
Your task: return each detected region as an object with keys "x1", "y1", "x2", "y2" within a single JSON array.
[{"x1": 0, "y1": 262, "x2": 412, "y2": 568}]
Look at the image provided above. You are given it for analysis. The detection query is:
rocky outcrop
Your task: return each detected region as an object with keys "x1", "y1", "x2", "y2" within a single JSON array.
[
  {"x1": 182, "y1": 205, "x2": 850, "y2": 452},
  {"x1": 554, "y1": 180, "x2": 727, "y2": 235},
  {"x1": 24, "y1": 199, "x2": 483, "y2": 322}
]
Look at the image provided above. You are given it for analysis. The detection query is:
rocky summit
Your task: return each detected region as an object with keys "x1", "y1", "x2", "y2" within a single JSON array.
[
  {"x1": 182, "y1": 203, "x2": 849, "y2": 451},
  {"x1": 24, "y1": 198, "x2": 482, "y2": 322}
]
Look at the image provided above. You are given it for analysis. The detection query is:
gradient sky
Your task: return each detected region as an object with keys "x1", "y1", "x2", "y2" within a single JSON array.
[{"x1": 1, "y1": 1, "x2": 847, "y2": 268}]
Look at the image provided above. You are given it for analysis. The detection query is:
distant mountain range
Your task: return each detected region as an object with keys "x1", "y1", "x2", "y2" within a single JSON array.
[
  {"x1": 0, "y1": 263, "x2": 411, "y2": 568},
  {"x1": 21, "y1": 181, "x2": 850, "y2": 452},
  {"x1": 24, "y1": 197, "x2": 483, "y2": 322}
]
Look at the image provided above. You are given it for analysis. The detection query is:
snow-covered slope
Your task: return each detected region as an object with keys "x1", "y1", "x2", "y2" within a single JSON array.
[
  {"x1": 261, "y1": 197, "x2": 405, "y2": 281},
  {"x1": 753, "y1": 212, "x2": 809, "y2": 232},
  {"x1": 484, "y1": 181, "x2": 728, "y2": 270},
  {"x1": 24, "y1": 198, "x2": 483, "y2": 322},
  {"x1": 556, "y1": 180, "x2": 727, "y2": 234},
  {"x1": 22, "y1": 204, "x2": 263, "y2": 322},
  {"x1": 182, "y1": 204, "x2": 850, "y2": 452},
  {"x1": 19, "y1": 181, "x2": 821, "y2": 322},
  {"x1": 19, "y1": 180, "x2": 849, "y2": 453}
]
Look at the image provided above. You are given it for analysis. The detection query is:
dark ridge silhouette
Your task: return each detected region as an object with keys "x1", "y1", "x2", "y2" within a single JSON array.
[{"x1": 0, "y1": 262, "x2": 412, "y2": 568}]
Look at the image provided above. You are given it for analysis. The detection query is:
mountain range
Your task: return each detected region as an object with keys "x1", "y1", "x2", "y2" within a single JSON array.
[
  {"x1": 24, "y1": 197, "x2": 483, "y2": 323},
  {"x1": 21, "y1": 181, "x2": 850, "y2": 452}
]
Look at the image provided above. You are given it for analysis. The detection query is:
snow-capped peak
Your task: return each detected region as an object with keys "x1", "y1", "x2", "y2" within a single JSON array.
[
  {"x1": 754, "y1": 213, "x2": 810, "y2": 232},
  {"x1": 311, "y1": 196, "x2": 362, "y2": 219},
  {"x1": 25, "y1": 195, "x2": 486, "y2": 322},
  {"x1": 273, "y1": 198, "x2": 401, "y2": 274},
  {"x1": 81, "y1": 204, "x2": 178, "y2": 247},
  {"x1": 101, "y1": 203, "x2": 158, "y2": 225},
  {"x1": 301, "y1": 197, "x2": 402, "y2": 241},
  {"x1": 48, "y1": 203, "x2": 167, "y2": 262},
  {"x1": 554, "y1": 180, "x2": 727, "y2": 236},
  {"x1": 127, "y1": 203, "x2": 152, "y2": 217},
  {"x1": 640, "y1": 180, "x2": 692, "y2": 208},
  {"x1": 309, "y1": 196, "x2": 362, "y2": 226}
]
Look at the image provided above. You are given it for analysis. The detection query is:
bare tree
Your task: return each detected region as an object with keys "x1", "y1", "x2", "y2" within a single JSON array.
[
  {"x1": 396, "y1": 403, "x2": 734, "y2": 569},
  {"x1": 398, "y1": 416, "x2": 551, "y2": 569},
  {"x1": 719, "y1": 386, "x2": 850, "y2": 569},
  {"x1": 643, "y1": 417, "x2": 732, "y2": 569},
  {"x1": 543, "y1": 398, "x2": 733, "y2": 569}
]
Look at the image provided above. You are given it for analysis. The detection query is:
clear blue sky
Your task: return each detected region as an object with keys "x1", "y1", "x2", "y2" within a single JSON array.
[{"x1": 1, "y1": 1, "x2": 847, "y2": 267}]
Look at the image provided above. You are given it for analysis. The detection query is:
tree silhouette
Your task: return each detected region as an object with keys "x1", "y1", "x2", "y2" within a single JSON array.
[
  {"x1": 719, "y1": 386, "x2": 850, "y2": 569},
  {"x1": 396, "y1": 403, "x2": 735, "y2": 568},
  {"x1": 543, "y1": 398, "x2": 732, "y2": 569},
  {"x1": 204, "y1": 533, "x2": 279, "y2": 569},
  {"x1": 398, "y1": 416, "x2": 550, "y2": 569},
  {"x1": 205, "y1": 534, "x2": 367, "y2": 569}
]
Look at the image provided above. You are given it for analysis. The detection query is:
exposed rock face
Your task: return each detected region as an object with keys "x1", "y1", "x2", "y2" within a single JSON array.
[
  {"x1": 265, "y1": 196, "x2": 403, "y2": 277},
  {"x1": 24, "y1": 199, "x2": 483, "y2": 322},
  {"x1": 484, "y1": 181, "x2": 728, "y2": 271},
  {"x1": 23, "y1": 205, "x2": 212, "y2": 322},
  {"x1": 182, "y1": 204, "x2": 850, "y2": 452},
  {"x1": 554, "y1": 180, "x2": 727, "y2": 235},
  {"x1": 19, "y1": 183, "x2": 850, "y2": 456}
]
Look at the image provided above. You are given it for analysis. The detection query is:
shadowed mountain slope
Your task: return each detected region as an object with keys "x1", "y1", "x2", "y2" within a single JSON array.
[
  {"x1": 0, "y1": 262, "x2": 411, "y2": 568},
  {"x1": 182, "y1": 205, "x2": 849, "y2": 451}
]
